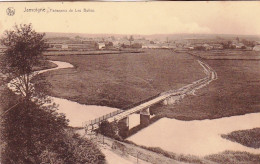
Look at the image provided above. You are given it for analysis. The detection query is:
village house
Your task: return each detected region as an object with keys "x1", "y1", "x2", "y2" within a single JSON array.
[
  {"x1": 211, "y1": 44, "x2": 223, "y2": 50},
  {"x1": 202, "y1": 43, "x2": 213, "y2": 50},
  {"x1": 233, "y1": 43, "x2": 245, "y2": 49},
  {"x1": 98, "y1": 43, "x2": 105, "y2": 49},
  {"x1": 46, "y1": 41, "x2": 99, "y2": 51},
  {"x1": 253, "y1": 45, "x2": 260, "y2": 51}
]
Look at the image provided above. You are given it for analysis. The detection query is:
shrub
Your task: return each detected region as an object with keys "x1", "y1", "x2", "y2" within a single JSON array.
[
  {"x1": 98, "y1": 121, "x2": 122, "y2": 140},
  {"x1": 40, "y1": 130, "x2": 105, "y2": 164},
  {"x1": 1, "y1": 99, "x2": 105, "y2": 164}
]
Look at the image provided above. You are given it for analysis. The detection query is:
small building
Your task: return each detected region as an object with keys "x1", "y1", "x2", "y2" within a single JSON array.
[
  {"x1": 98, "y1": 43, "x2": 105, "y2": 49},
  {"x1": 47, "y1": 40, "x2": 99, "y2": 51},
  {"x1": 202, "y1": 44, "x2": 213, "y2": 50},
  {"x1": 211, "y1": 44, "x2": 223, "y2": 50},
  {"x1": 233, "y1": 43, "x2": 245, "y2": 49},
  {"x1": 253, "y1": 45, "x2": 260, "y2": 51},
  {"x1": 61, "y1": 44, "x2": 69, "y2": 49}
]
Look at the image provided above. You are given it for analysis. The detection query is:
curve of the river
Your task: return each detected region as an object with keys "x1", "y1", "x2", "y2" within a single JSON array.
[
  {"x1": 8, "y1": 60, "x2": 119, "y2": 127},
  {"x1": 43, "y1": 61, "x2": 120, "y2": 127},
  {"x1": 8, "y1": 59, "x2": 260, "y2": 157}
]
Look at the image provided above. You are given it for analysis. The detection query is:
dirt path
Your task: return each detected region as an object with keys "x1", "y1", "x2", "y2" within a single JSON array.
[{"x1": 77, "y1": 129, "x2": 186, "y2": 164}]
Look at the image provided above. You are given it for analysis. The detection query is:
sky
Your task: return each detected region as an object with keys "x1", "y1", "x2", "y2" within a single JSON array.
[{"x1": 0, "y1": 2, "x2": 260, "y2": 35}]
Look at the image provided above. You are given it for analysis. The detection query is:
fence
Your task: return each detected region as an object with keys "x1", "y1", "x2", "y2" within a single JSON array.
[
  {"x1": 82, "y1": 93, "x2": 163, "y2": 128},
  {"x1": 122, "y1": 93, "x2": 161, "y2": 110}
]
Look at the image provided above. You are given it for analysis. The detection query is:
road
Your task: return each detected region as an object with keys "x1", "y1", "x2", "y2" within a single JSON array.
[{"x1": 77, "y1": 129, "x2": 187, "y2": 164}]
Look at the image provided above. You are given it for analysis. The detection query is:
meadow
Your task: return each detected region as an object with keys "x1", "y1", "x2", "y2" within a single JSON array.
[
  {"x1": 190, "y1": 49, "x2": 260, "y2": 60},
  {"x1": 151, "y1": 58, "x2": 260, "y2": 120},
  {"x1": 44, "y1": 49, "x2": 205, "y2": 108}
]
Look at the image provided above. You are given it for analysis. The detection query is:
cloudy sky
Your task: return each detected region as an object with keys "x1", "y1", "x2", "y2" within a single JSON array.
[{"x1": 0, "y1": 2, "x2": 260, "y2": 35}]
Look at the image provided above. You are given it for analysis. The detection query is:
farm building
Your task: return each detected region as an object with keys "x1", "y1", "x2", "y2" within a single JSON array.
[
  {"x1": 47, "y1": 41, "x2": 98, "y2": 51},
  {"x1": 98, "y1": 43, "x2": 105, "y2": 49}
]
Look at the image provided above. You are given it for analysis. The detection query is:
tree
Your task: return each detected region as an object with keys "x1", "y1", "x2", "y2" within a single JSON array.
[
  {"x1": 0, "y1": 24, "x2": 46, "y2": 101},
  {"x1": 1, "y1": 99, "x2": 68, "y2": 164},
  {"x1": 130, "y1": 43, "x2": 142, "y2": 49},
  {"x1": 0, "y1": 24, "x2": 105, "y2": 163},
  {"x1": 98, "y1": 121, "x2": 121, "y2": 140},
  {"x1": 99, "y1": 121, "x2": 117, "y2": 138},
  {"x1": 166, "y1": 37, "x2": 170, "y2": 47},
  {"x1": 128, "y1": 35, "x2": 134, "y2": 46},
  {"x1": 0, "y1": 24, "x2": 66, "y2": 163},
  {"x1": 105, "y1": 41, "x2": 113, "y2": 48}
]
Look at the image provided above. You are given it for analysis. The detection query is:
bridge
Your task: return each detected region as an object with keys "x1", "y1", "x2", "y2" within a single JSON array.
[{"x1": 83, "y1": 60, "x2": 217, "y2": 137}]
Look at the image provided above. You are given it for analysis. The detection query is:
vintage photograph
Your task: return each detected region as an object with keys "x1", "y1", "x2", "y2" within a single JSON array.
[{"x1": 0, "y1": 2, "x2": 260, "y2": 164}]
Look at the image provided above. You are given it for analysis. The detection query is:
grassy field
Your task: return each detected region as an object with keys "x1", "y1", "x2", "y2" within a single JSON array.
[
  {"x1": 151, "y1": 57, "x2": 260, "y2": 120},
  {"x1": 190, "y1": 50, "x2": 260, "y2": 60},
  {"x1": 44, "y1": 49, "x2": 205, "y2": 108},
  {"x1": 125, "y1": 140, "x2": 260, "y2": 164},
  {"x1": 222, "y1": 128, "x2": 260, "y2": 149},
  {"x1": 205, "y1": 151, "x2": 260, "y2": 164}
]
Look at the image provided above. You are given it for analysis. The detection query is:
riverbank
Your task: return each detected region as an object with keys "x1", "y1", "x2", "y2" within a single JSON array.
[{"x1": 39, "y1": 60, "x2": 119, "y2": 127}]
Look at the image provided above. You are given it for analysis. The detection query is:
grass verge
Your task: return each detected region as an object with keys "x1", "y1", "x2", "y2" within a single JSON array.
[{"x1": 205, "y1": 151, "x2": 260, "y2": 164}]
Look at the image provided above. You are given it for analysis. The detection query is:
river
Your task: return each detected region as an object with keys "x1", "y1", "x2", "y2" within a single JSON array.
[
  {"x1": 8, "y1": 60, "x2": 119, "y2": 127},
  {"x1": 8, "y1": 59, "x2": 260, "y2": 157}
]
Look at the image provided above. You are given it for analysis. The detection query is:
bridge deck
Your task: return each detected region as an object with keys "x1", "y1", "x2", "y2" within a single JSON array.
[{"x1": 107, "y1": 95, "x2": 169, "y2": 122}]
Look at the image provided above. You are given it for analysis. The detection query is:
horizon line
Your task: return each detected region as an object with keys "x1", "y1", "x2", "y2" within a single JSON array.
[{"x1": 41, "y1": 32, "x2": 260, "y2": 37}]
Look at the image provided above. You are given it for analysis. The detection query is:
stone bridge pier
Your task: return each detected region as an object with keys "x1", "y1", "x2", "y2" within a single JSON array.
[
  {"x1": 118, "y1": 117, "x2": 129, "y2": 138},
  {"x1": 140, "y1": 107, "x2": 150, "y2": 127},
  {"x1": 117, "y1": 107, "x2": 152, "y2": 138}
]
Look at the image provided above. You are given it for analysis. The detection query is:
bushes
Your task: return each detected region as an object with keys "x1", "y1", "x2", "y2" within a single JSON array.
[
  {"x1": 40, "y1": 130, "x2": 105, "y2": 164},
  {"x1": 0, "y1": 98, "x2": 105, "y2": 164},
  {"x1": 98, "y1": 121, "x2": 122, "y2": 140},
  {"x1": 130, "y1": 43, "x2": 142, "y2": 49},
  {"x1": 1, "y1": 100, "x2": 67, "y2": 163}
]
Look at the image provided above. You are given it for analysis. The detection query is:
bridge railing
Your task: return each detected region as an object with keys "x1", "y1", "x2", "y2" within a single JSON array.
[
  {"x1": 82, "y1": 93, "x2": 162, "y2": 127},
  {"x1": 82, "y1": 109, "x2": 123, "y2": 127},
  {"x1": 122, "y1": 93, "x2": 161, "y2": 111}
]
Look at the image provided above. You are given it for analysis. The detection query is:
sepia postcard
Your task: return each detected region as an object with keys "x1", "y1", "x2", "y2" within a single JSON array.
[{"x1": 0, "y1": 1, "x2": 260, "y2": 164}]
